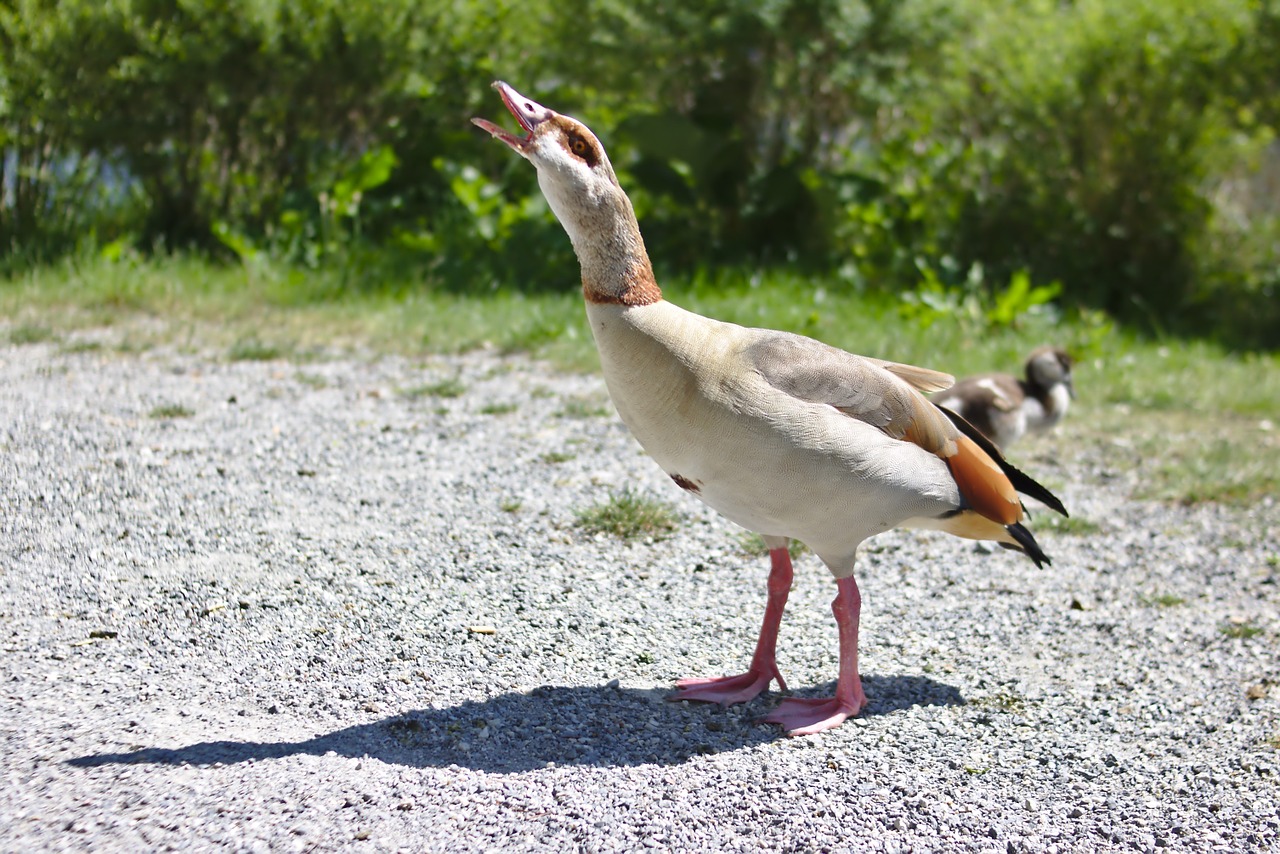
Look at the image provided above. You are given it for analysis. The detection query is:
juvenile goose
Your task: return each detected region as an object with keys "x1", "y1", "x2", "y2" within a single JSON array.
[
  {"x1": 474, "y1": 83, "x2": 1067, "y2": 735},
  {"x1": 932, "y1": 347, "x2": 1075, "y2": 451}
]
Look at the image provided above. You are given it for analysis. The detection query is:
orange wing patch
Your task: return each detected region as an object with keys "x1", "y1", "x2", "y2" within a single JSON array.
[{"x1": 944, "y1": 435, "x2": 1021, "y2": 526}]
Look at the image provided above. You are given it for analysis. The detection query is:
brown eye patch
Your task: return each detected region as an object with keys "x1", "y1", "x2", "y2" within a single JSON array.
[{"x1": 567, "y1": 133, "x2": 598, "y2": 167}]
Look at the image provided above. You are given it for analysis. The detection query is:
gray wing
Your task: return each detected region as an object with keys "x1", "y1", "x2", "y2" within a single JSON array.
[{"x1": 744, "y1": 331, "x2": 958, "y2": 454}]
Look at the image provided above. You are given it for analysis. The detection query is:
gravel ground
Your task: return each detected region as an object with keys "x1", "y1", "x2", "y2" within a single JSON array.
[{"x1": 2, "y1": 332, "x2": 1278, "y2": 853}]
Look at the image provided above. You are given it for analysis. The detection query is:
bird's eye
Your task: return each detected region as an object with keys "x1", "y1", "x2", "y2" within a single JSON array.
[{"x1": 565, "y1": 132, "x2": 598, "y2": 167}]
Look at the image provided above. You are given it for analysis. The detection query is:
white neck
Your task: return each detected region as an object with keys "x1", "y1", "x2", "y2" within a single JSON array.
[{"x1": 1027, "y1": 383, "x2": 1071, "y2": 429}]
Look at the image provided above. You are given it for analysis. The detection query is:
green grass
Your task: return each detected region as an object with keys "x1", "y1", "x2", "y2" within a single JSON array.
[
  {"x1": 295, "y1": 371, "x2": 328, "y2": 389},
  {"x1": 1220, "y1": 622, "x2": 1264, "y2": 640},
  {"x1": 403, "y1": 379, "x2": 467, "y2": 399},
  {"x1": 3, "y1": 253, "x2": 1278, "y2": 506},
  {"x1": 576, "y1": 488, "x2": 679, "y2": 541},
  {"x1": 556, "y1": 395, "x2": 611, "y2": 419},
  {"x1": 8, "y1": 322, "x2": 56, "y2": 344},
  {"x1": 149, "y1": 403, "x2": 194, "y2": 419},
  {"x1": 1037, "y1": 514, "x2": 1103, "y2": 536},
  {"x1": 60, "y1": 339, "x2": 104, "y2": 354},
  {"x1": 736, "y1": 532, "x2": 809, "y2": 558},
  {"x1": 229, "y1": 337, "x2": 287, "y2": 361},
  {"x1": 541, "y1": 451, "x2": 577, "y2": 464},
  {"x1": 479, "y1": 402, "x2": 518, "y2": 416},
  {"x1": 968, "y1": 692, "x2": 1028, "y2": 714},
  {"x1": 1139, "y1": 593, "x2": 1187, "y2": 608}
]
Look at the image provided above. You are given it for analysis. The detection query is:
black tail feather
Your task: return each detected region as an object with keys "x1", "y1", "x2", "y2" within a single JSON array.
[
  {"x1": 936, "y1": 404, "x2": 1069, "y2": 518},
  {"x1": 1004, "y1": 522, "x2": 1052, "y2": 568}
]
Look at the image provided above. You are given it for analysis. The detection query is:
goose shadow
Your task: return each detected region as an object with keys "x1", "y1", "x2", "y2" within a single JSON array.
[{"x1": 67, "y1": 674, "x2": 963, "y2": 773}]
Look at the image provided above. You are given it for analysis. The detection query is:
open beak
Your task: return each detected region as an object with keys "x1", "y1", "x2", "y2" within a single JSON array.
[{"x1": 471, "y1": 81, "x2": 552, "y2": 153}]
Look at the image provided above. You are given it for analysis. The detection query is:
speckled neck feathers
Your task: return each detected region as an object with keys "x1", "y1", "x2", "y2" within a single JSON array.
[{"x1": 563, "y1": 203, "x2": 661, "y2": 306}]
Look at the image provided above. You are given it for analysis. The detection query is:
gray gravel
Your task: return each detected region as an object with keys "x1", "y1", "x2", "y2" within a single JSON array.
[{"x1": 2, "y1": 332, "x2": 1277, "y2": 853}]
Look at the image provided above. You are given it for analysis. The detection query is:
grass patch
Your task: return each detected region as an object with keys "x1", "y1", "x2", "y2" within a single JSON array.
[
  {"x1": 404, "y1": 378, "x2": 466, "y2": 399},
  {"x1": 149, "y1": 403, "x2": 194, "y2": 419},
  {"x1": 1139, "y1": 593, "x2": 1187, "y2": 608},
  {"x1": 229, "y1": 337, "x2": 286, "y2": 361},
  {"x1": 479, "y1": 402, "x2": 518, "y2": 416},
  {"x1": 969, "y1": 692, "x2": 1028, "y2": 714},
  {"x1": 60, "y1": 339, "x2": 104, "y2": 354},
  {"x1": 557, "y1": 395, "x2": 611, "y2": 419},
  {"x1": 736, "y1": 532, "x2": 809, "y2": 558},
  {"x1": 8, "y1": 323, "x2": 56, "y2": 345},
  {"x1": 576, "y1": 488, "x2": 679, "y2": 541},
  {"x1": 499, "y1": 498, "x2": 522, "y2": 513},
  {"x1": 541, "y1": 451, "x2": 577, "y2": 464},
  {"x1": 295, "y1": 371, "x2": 329, "y2": 389},
  {"x1": 1220, "y1": 622, "x2": 1264, "y2": 640},
  {"x1": 1037, "y1": 514, "x2": 1102, "y2": 536}
]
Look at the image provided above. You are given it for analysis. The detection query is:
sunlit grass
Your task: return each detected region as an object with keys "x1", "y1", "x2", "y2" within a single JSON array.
[
  {"x1": 148, "y1": 403, "x2": 194, "y2": 419},
  {"x1": 736, "y1": 532, "x2": 810, "y2": 558},
  {"x1": 1032, "y1": 514, "x2": 1104, "y2": 537},
  {"x1": 575, "y1": 488, "x2": 679, "y2": 541},
  {"x1": 3, "y1": 253, "x2": 1278, "y2": 506},
  {"x1": 1220, "y1": 621, "x2": 1264, "y2": 640},
  {"x1": 1139, "y1": 593, "x2": 1188, "y2": 608},
  {"x1": 8, "y1": 322, "x2": 56, "y2": 345}
]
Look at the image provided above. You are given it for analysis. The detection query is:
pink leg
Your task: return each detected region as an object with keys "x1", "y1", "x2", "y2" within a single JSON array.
[
  {"x1": 763, "y1": 576, "x2": 868, "y2": 736},
  {"x1": 670, "y1": 546, "x2": 793, "y2": 705}
]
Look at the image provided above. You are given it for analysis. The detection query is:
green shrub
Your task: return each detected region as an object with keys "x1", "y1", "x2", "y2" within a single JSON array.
[
  {"x1": 925, "y1": 0, "x2": 1276, "y2": 343},
  {"x1": 2, "y1": 0, "x2": 1277, "y2": 346}
]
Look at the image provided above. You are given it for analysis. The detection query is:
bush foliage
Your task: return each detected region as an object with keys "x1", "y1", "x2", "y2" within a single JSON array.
[{"x1": 1, "y1": 0, "x2": 1277, "y2": 344}]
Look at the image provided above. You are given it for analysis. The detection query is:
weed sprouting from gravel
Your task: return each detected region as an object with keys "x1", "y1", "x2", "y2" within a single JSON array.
[
  {"x1": 296, "y1": 372, "x2": 329, "y2": 389},
  {"x1": 557, "y1": 395, "x2": 610, "y2": 419},
  {"x1": 8, "y1": 323, "x2": 56, "y2": 345},
  {"x1": 405, "y1": 378, "x2": 466, "y2": 399},
  {"x1": 969, "y1": 692, "x2": 1028, "y2": 714},
  {"x1": 1220, "y1": 621, "x2": 1264, "y2": 640},
  {"x1": 736, "y1": 532, "x2": 809, "y2": 557},
  {"x1": 1140, "y1": 593, "x2": 1187, "y2": 608},
  {"x1": 149, "y1": 404, "x2": 194, "y2": 419},
  {"x1": 60, "y1": 340, "x2": 103, "y2": 354},
  {"x1": 229, "y1": 337, "x2": 286, "y2": 361},
  {"x1": 479, "y1": 402, "x2": 518, "y2": 415},
  {"x1": 576, "y1": 488, "x2": 678, "y2": 540},
  {"x1": 541, "y1": 451, "x2": 576, "y2": 464},
  {"x1": 1039, "y1": 514, "x2": 1102, "y2": 536}
]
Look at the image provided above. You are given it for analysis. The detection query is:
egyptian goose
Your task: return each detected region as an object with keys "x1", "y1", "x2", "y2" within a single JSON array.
[
  {"x1": 474, "y1": 83, "x2": 1067, "y2": 736},
  {"x1": 932, "y1": 347, "x2": 1075, "y2": 451}
]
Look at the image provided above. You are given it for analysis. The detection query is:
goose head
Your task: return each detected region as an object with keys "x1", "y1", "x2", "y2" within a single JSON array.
[
  {"x1": 472, "y1": 81, "x2": 634, "y2": 252},
  {"x1": 1026, "y1": 347, "x2": 1075, "y2": 399}
]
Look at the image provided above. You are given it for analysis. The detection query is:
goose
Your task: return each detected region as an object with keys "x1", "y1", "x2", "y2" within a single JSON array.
[
  {"x1": 932, "y1": 347, "x2": 1075, "y2": 451},
  {"x1": 473, "y1": 82, "x2": 1067, "y2": 735}
]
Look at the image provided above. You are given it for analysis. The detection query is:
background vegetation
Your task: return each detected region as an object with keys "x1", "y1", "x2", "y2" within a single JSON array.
[{"x1": 2, "y1": 0, "x2": 1277, "y2": 345}]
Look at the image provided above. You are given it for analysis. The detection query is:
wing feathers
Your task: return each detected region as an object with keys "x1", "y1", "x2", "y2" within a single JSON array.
[
  {"x1": 869, "y1": 358, "x2": 955, "y2": 394},
  {"x1": 746, "y1": 329, "x2": 1067, "y2": 530},
  {"x1": 945, "y1": 435, "x2": 1021, "y2": 526},
  {"x1": 938, "y1": 405, "x2": 1068, "y2": 517}
]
